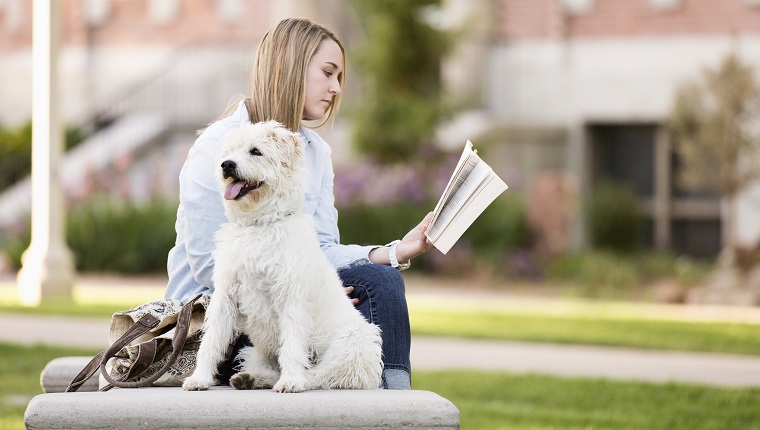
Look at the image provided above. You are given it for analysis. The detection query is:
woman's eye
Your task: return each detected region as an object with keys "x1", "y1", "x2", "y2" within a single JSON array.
[
  {"x1": 250, "y1": 148, "x2": 262, "y2": 156},
  {"x1": 324, "y1": 70, "x2": 333, "y2": 77}
]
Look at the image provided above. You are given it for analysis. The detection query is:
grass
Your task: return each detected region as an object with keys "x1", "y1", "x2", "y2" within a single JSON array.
[
  {"x1": 3, "y1": 342, "x2": 758, "y2": 430},
  {"x1": 413, "y1": 370, "x2": 760, "y2": 429},
  {"x1": 0, "y1": 343, "x2": 99, "y2": 430},
  {"x1": 0, "y1": 282, "x2": 162, "y2": 317},
  {"x1": 409, "y1": 305, "x2": 760, "y2": 355}
]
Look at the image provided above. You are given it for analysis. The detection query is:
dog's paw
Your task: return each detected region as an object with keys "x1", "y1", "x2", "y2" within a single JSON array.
[
  {"x1": 273, "y1": 377, "x2": 306, "y2": 393},
  {"x1": 182, "y1": 377, "x2": 209, "y2": 391},
  {"x1": 230, "y1": 371, "x2": 276, "y2": 390},
  {"x1": 230, "y1": 372, "x2": 254, "y2": 390}
]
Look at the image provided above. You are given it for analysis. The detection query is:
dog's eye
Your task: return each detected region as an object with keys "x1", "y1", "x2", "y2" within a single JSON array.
[{"x1": 250, "y1": 147, "x2": 262, "y2": 156}]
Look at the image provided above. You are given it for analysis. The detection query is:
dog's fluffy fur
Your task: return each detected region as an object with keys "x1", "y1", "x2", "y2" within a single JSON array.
[{"x1": 182, "y1": 121, "x2": 383, "y2": 393}]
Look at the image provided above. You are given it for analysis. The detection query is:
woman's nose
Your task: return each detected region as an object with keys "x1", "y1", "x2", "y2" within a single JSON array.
[{"x1": 329, "y1": 81, "x2": 341, "y2": 95}]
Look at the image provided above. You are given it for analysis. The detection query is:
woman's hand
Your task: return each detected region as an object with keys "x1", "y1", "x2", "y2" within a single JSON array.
[
  {"x1": 344, "y1": 286, "x2": 359, "y2": 306},
  {"x1": 395, "y1": 212, "x2": 435, "y2": 264},
  {"x1": 367, "y1": 212, "x2": 435, "y2": 267}
]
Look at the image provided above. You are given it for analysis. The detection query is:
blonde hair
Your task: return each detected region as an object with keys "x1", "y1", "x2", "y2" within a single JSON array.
[{"x1": 222, "y1": 18, "x2": 345, "y2": 132}]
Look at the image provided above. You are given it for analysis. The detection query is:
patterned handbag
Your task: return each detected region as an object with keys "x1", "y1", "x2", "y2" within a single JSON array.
[{"x1": 66, "y1": 293, "x2": 211, "y2": 392}]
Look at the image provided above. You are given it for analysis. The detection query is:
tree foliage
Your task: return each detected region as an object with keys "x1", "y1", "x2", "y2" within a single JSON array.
[
  {"x1": 668, "y1": 53, "x2": 760, "y2": 198},
  {"x1": 350, "y1": 0, "x2": 449, "y2": 164}
]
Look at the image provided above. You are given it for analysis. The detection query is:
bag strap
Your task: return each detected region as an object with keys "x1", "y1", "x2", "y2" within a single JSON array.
[
  {"x1": 64, "y1": 294, "x2": 202, "y2": 392},
  {"x1": 123, "y1": 338, "x2": 160, "y2": 379},
  {"x1": 64, "y1": 312, "x2": 160, "y2": 392},
  {"x1": 99, "y1": 294, "x2": 201, "y2": 388}
]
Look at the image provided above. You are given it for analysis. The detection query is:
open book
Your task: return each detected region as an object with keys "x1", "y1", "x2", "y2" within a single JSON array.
[{"x1": 425, "y1": 140, "x2": 509, "y2": 254}]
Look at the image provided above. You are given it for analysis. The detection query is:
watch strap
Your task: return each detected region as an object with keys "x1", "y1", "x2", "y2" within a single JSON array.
[{"x1": 386, "y1": 240, "x2": 411, "y2": 271}]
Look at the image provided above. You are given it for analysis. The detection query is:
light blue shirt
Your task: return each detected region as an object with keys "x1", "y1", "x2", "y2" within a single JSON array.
[{"x1": 164, "y1": 102, "x2": 377, "y2": 302}]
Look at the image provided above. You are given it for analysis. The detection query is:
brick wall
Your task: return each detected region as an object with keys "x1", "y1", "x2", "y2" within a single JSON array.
[
  {"x1": 0, "y1": 0, "x2": 273, "y2": 51},
  {"x1": 499, "y1": 0, "x2": 567, "y2": 41},
  {"x1": 498, "y1": 0, "x2": 760, "y2": 41}
]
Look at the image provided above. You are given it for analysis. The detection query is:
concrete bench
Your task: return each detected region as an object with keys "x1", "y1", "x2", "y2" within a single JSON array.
[
  {"x1": 40, "y1": 356, "x2": 100, "y2": 393},
  {"x1": 25, "y1": 387, "x2": 460, "y2": 429},
  {"x1": 28, "y1": 357, "x2": 460, "y2": 429}
]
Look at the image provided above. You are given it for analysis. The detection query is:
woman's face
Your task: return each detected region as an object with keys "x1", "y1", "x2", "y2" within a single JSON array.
[{"x1": 303, "y1": 39, "x2": 343, "y2": 121}]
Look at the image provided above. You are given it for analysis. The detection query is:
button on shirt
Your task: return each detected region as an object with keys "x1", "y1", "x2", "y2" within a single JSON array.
[{"x1": 164, "y1": 102, "x2": 377, "y2": 302}]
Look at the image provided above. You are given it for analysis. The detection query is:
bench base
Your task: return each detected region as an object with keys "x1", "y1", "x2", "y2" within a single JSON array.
[{"x1": 25, "y1": 386, "x2": 460, "y2": 429}]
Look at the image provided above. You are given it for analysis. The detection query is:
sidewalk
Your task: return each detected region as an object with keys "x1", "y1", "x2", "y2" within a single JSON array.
[{"x1": 4, "y1": 274, "x2": 760, "y2": 388}]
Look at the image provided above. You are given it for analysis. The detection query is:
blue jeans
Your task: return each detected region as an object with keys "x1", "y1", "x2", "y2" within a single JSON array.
[
  {"x1": 339, "y1": 264, "x2": 412, "y2": 390},
  {"x1": 217, "y1": 264, "x2": 412, "y2": 390}
]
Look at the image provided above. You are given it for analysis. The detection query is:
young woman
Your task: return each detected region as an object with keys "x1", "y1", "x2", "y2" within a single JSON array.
[{"x1": 164, "y1": 17, "x2": 433, "y2": 390}]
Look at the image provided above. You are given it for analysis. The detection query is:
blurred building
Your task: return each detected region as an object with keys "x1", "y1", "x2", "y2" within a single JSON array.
[
  {"x1": 453, "y1": 0, "x2": 760, "y2": 258},
  {"x1": 0, "y1": 0, "x2": 354, "y2": 226},
  {"x1": 1, "y1": 0, "x2": 760, "y2": 258}
]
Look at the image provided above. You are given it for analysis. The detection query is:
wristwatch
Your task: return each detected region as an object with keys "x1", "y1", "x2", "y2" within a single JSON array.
[{"x1": 386, "y1": 240, "x2": 411, "y2": 271}]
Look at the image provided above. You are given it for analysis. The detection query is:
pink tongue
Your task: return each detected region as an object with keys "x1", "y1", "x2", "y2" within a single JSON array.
[{"x1": 224, "y1": 181, "x2": 245, "y2": 200}]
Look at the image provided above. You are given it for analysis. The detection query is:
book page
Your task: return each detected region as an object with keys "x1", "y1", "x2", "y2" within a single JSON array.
[
  {"x1": 431, "y1": 174, "x2": 508, "y2": 254},
  {"x1": 426, "y1": 157, "x2": 491, "y2": 241},
  {"x1": 428, "y1": 141, "x2": 476, "y2": 229},
  {"x1": 425, "y1": 140, "x2": 508, "y2": 254}
]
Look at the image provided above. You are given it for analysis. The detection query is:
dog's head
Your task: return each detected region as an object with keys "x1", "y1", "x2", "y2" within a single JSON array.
[{"x1": 217, "y1": 120, "x2": 305, "y2": 225}]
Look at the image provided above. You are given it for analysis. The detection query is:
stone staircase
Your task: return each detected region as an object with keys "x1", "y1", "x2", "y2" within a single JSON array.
[{"x1": 0, "y1": 112, "x2": 171, "y2": 229}]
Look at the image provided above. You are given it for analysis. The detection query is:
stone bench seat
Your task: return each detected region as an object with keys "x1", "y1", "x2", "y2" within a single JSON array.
[
  {"x1": 40, "y1": 356, "x2": 100, "y2": 393},
  {"x1": 27, "y1": 357, "x2": 460, "y2": 429}
]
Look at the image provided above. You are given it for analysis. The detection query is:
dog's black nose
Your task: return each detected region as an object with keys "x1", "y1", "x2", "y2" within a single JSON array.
[{"x1": 221, "y1": 160, "x2": 237, "y2": 177}]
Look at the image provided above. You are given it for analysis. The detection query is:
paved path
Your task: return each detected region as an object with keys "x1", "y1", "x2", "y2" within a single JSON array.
[
  {"x1": 4, "y1": 311, "x2": 760, "y2": 388},
  {"x1": 5, "y1": 274, "x2": 760, "y2": 388}
]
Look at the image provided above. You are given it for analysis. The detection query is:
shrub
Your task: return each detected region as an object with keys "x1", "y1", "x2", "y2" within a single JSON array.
[
  {"x1": 545, "y1": 251, "x2": 712, "y2": 298},
  {"x1": 587, "y1": 181, "x2": 644, "y2": 253},
  {"x1": 2, "y1": 197, "x2": 177, "y2": 274},
  {"x1": 66, "y1": 197, "x2": 177, "y2": 273},
  {"x1": 0, "y1": 225, "x2": 30, "y2": 271},
  {"x1": 462, "y1": 192, "x2": 531, "y2": 261},
  {"x1": 0, "y1": 120, "x2": 85, "y2": 192},
  {"x1": 337, "y1": 201, "x2": 432, "y2": 248},
  {"x1": 0, "y1": 122, "x2": 32, "y2": 192},
  {"x1": 546, "y1": 251, "x2": 640, "y2": 295}
]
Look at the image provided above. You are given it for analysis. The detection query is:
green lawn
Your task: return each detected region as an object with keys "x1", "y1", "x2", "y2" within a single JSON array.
[
  {"x1": 0, "y1": 343, "x2": 100, "y2": 430},
  {"x1": 413, "y1": 370, "x2": 760, "y2": 429},
  {"x1": 410, "y1": 305, "x2": 760, "y2": 355}
]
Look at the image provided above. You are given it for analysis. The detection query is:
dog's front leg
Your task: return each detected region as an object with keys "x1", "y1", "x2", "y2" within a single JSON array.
[
  {"x1": 183, "y1": 289, "x2": 237, "y2": 391},
  {"x1": 273, "y1": 301, "x2": 312, "y2": 393}
]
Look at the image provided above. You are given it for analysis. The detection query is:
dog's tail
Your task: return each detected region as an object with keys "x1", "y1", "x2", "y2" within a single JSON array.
[{"x1": 308, "y1": 323, "x2": 383, "y2": 390}]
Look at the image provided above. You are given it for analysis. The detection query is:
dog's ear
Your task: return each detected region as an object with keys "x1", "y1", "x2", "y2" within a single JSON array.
[{"x1": 279, "y1": 130, "x2": 304, "y2": 168}]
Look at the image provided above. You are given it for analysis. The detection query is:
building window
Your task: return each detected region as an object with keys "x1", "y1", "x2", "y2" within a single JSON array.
[
  {"x1": 85, "y1": 0, "x2": 110, "y2": 26},
  {"x1": 216, "y1": 0, "x2": 243, "y2": 22},
  {"x1": 590, "y1": 124, "x2": 656, "y2": 198},
  {"x1": 148, "y1": 0, "x2": 179, "y2": 24},
  {"x1": 561, "y1": 0, "x2": 595, "y2": 15},
  {"x1": 0, "y1": 0, "x2": 23, "y2": 34},
  {"x1": 649, "y1": 0, "x2": 680, "y2": 11},
  {"x1": 671, "y1": 220, "x2": 721, "y2": 259}
]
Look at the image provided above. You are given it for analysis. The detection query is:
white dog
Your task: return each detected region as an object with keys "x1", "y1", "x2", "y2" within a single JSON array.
[{"x1": 182, "y1": 121, "x2": 383, "y2": 393}]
